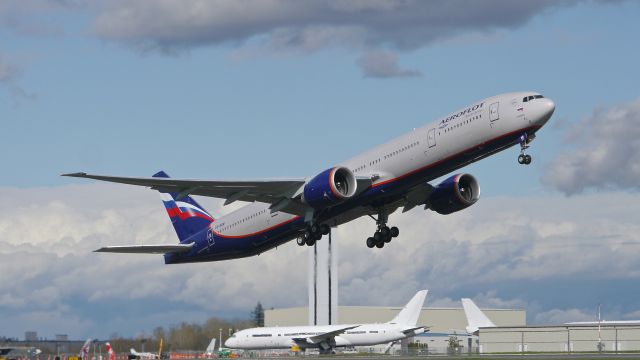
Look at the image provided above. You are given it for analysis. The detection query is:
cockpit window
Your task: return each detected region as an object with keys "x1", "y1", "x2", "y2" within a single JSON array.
[{"x1": 523, "y1": 94, "x2": 544, "y2": 102}]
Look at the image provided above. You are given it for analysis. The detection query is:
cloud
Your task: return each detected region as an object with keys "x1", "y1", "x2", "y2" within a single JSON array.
[
  {"x1": 2, "y1": 183, "x2": 640, "y2": 338},
  {"x1": 0, "y1": 54, "x2": 35, "y2": 102},
  {"x1": 355, "y1": 51, "x2": 421, "y2": 78},
  {"x1": 91, "y1": 0, "x2": 572, "y2": 54},
  {"x1": 542, "y1": 97, "x2": 640, "y2": 195}
]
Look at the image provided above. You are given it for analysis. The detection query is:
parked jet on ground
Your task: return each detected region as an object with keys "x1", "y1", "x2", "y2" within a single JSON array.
[
  {"x1": 79, "y1": 338, "x2": 94, "y2": 360},
  {"x1": 461, "y1": 298, "x2": 497, "y2": 334},
  {"x1": 224, "y1": 290, "x2": 428, "y2": 353},
  {"x1": 63, "y1": 92, "x2": 555, "y2": 263},
  {"x1": 106, "y1": 342, "x2": 115, "y2": 360},
  {"x1": 129, "y1": 338, "x2": 162, "y2": 360}
]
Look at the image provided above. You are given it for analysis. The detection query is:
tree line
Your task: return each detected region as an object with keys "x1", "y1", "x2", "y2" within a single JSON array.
[{"x1": 108, "y1": 303, "x2": 264, "y2": 352}]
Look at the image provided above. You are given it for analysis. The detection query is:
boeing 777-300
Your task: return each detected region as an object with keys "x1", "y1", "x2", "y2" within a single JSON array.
[{"x1": 63, "y1": 92, "x2": 555, "y2": 263}]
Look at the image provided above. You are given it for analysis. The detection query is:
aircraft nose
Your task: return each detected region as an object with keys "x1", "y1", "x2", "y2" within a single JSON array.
[
  {"x1": 224, "y1": 337, "x2": 235, "y2": 348},
  {"x1": 532, "y1": 98, "x2": 555, "y2": 125}
]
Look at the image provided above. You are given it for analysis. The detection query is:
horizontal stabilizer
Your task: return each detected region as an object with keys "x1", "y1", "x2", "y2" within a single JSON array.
[{"x1": 95, "y1": 243, "x2": 194, "y2": 254}]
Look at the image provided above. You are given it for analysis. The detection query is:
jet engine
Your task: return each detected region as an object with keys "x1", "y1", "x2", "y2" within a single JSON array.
[
  {"x1": 303, "y1": 167, "x2": 357, "y2": 209},
  {"x1": 428, "y1": 173, "x2": 480, "y2": 215}
]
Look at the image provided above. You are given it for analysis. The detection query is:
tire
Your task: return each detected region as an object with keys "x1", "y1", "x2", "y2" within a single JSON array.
[
  {"x1": 314, "y1": 232, "x2": 322, "y2": 241},
  {"x1": 306, "y1": 238, "x2": 315, "y2": 246},
  {"x1": 296, "y1": 237, "x2": 305, "y2": 246},
  {"x1": 518, "y1": 154, "x2": 525, "y2": 164},
  {"x1": 390, "y1": 226, "x2": 399, "y2": 238},
  {"x1": 376, "y1": 242, "x2": 384, "y2": 248},
  {"x1": 366, "y1": 237, "x2": 375, "y2": 248},
  {"x1": 311, "y1": 224, "x2": 320, "y2": 234},
  {"x1": 384, "y1": 233, "x2": 392, "y2": 243},
  {"x1": 380, "y1": 227, "x2": 390, "y2": 238},
  {"x1": 524, "y1": 155, "x2": 532, "y2": 164},
  {"x1": 320, "y1": 224, "x2": 330, "y2": 235},
  {"x1": 373, "y1": 232, "x2": 382, "y2": 243}
]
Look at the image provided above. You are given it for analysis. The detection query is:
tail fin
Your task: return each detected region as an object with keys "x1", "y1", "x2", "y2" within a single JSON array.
[
  {"x1": 154, "y1": 171, "x2": 214, "y2": 243},
  {"x1": 461, "y1": 298, "x2": 496, "y2": 333},
  {"x1": 106, "y1": 342, "x2": 115, "y2": 360},
  {"x1": 205, "y1": 338, "x2": 216, "y2": 354},
  {"x1": 389, "y1": 290, "x2": 428, "y2": 326}
]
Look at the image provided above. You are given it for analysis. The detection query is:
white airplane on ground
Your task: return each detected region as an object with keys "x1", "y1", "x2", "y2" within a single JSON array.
[
  {"x1": 461, "y1": 298, "x2": 497, "y2": 334},
  {"x1": 129, "y1": 339, "x2": 162, "y2": 360},
  {"x1": 224, "y1": 290, "x2": 428, "y2": 353},
  {"x1": 63, "y1": 92, "x2": 555, "y2": 263}
]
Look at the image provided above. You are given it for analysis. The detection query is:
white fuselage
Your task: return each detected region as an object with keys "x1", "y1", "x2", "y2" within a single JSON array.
[
  {"x1": 210, "y1": 91, "x2": 554, "y2": 241},
  {"x1": 225, "y1": 323, "x2": 421, "y2": 350}
]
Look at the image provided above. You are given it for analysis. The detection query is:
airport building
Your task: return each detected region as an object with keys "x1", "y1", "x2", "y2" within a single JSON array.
[
  {"x1": 479, "y1": 324, "x2": 640, "y2": 353},
  {"x1": 265, "y1": 305, "x2": 525, "y2": 333}
]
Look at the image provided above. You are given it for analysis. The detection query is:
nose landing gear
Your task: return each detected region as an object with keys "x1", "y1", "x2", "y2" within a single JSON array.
[{"x1": 517, "y1": 133, "x2": 532, "y2": 165}]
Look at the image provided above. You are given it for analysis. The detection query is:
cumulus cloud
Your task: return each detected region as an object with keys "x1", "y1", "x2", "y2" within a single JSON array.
[
  {"x1": 91, "y1": 0, "x2": 571, "y2": 54},
  {"x1": 542, "y1": 97, "x2": 640, "y2": 195},
  {"x1": 356, "y1": 51, "x2": 421, "y2": 78},
  {"x1": 2, "y1": 184, "x2": 640, "y2": 338}
]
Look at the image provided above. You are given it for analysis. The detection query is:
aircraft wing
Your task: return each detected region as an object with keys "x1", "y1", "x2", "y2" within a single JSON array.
[
  {"x1": 402, "y1": 326, "x2": 429, "y2": 335},
  {"x1": 95, "y1": 243, "x2": 194, "y2": 254},
  {"x1": 292, "y1": 325, "x2": 360, "y2": 345},
  {"x1": 62, "y1": 172, "x2": 308, "y2": 215}
]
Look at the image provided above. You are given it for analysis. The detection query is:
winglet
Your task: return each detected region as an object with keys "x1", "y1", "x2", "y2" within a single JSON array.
[
  {"x1": 61, "y1": 172, "x2": 88, "y2": 177},
  {"x1": 389, "y1": 290, "x2": 428, "y2": 326},
  {"x1": 462, "y1": 298, "x2": 496, "y2": 334}
]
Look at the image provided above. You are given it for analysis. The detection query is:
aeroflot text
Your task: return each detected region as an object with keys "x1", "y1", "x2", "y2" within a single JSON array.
[{"x1": 439, "y1": 102, "x2": 484, "y2": 128}]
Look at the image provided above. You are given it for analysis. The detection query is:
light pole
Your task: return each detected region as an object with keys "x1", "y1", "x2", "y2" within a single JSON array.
[{"x1": 219, "y1": 329, "x2": 222, "y2": 350}]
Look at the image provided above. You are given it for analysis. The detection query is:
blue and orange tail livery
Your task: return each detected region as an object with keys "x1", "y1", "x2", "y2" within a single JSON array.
[{"x1": 153, "y1": 171, "x2": 214, "y2": 242}]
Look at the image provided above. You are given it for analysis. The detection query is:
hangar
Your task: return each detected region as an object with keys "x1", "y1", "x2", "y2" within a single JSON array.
[{"x1": 479, "y1": 324, "x2": 640, "y2": 353}]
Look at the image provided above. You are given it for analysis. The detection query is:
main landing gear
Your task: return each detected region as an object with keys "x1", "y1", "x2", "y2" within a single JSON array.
[
  {"x1": 296, "y1": 223, "x2": 330, "y2": 247},
  {"x1": 366, "y1": 210, "x2": 399, "y2": 249},
  {"x1": 517, "y1": 132, "x2": 532, "y2": 165}
]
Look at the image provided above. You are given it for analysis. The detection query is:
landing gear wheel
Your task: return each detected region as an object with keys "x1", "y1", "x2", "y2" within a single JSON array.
[
  {"x1": 320, "y1": 224, "x2": 330, "y2": 235},
  {"x1": 524, "y1": 154, "x2": 532, "y2": 165},
  {"x1": 310, "y1": 224, "x2": 320, "y2": 234},
  {"x1": 314, "y1": 232, "x2": 322, "y2": 241},
  {"x1": 376, "y1": 242, "x2": 384, "y2": 248},
  {"x1": 296, "y1": 237, "x2": 305, "y2": 246},
  {"x1": 518, "y1": 154, "x2": 525, "y2": 164},
  {"x1": 390, "y1": 226, "x2": 399, "y2": 238},
  {"x1": 373, "y1": 232, "x2": 383, "y2": 243},
  {"x1": 366, "y1": 237, "x2": 375, "y2": 248},
  {"x1": 305, "y1": 238, "x2": 315, "y2": 246}
]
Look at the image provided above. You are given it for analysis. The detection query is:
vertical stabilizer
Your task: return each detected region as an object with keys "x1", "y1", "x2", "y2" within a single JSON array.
[
  {"x1": 462, "y1": 298, "x2": 496, "y2": 333},
  {"x1": 205, "y1": 338, "x2": 216, "y2": 354},
  {"x1": 153, "y1": 171, "x2": 214, "y2": 243},
  {"x1": 389, "y1": 290, "x2": 428, "y2": 326}
]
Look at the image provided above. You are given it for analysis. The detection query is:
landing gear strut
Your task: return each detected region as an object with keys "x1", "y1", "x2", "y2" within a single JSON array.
[
  {"x1": 366, "y1": 210, "x2": 399, "y2": 249},
  {"x1": 296, "y1": 223, "x2": 329, "y2": 247},
  {"x1": 517, "y1": 133, "x2": 532, "y2": 165}
]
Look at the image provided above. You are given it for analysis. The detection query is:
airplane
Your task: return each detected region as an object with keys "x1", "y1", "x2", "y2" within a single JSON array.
[
  {"x1": 204, "y1": 338, "x2": 216, "y2": 356},
  {"x1": 129, "y1": 338, "x2": 162, "y2": 360},
  {"x1": 106, "y1": 342, "x2": 116, "y2": 360},
  {"x1": 79, "y1": 338, "x2": 94, "y2": 360},
  {"x1": 461, "y1": 298, "x2": 497, "y2": 334},
  {"x1": 0, "y1": 347, "x2": 41, "y2": 360},
  {"x1": 224, "y1": 290, "x2": 428, "y2": 353},
  {"x1": 63, "y1": 91, "x2": 555, "y2": 263}
]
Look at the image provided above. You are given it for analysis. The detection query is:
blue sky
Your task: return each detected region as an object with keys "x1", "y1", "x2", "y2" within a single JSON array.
[{"x1": 1, "y1": 0, "x2": 640, "y2": 340}]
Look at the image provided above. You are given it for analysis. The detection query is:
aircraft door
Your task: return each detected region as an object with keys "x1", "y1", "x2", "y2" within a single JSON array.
[
  {"x1": 427, "y1": 128, "x2": 436, "y2": 147},
  {"x1": 489, "y1": 102, "x2": 499, "y2": 121}
]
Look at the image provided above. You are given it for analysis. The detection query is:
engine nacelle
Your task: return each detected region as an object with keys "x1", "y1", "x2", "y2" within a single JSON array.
[
  {"x1": 429, "y1": 173, "x2": 480, "y2": 215},
  {"x1": 303, "y1": 167, "x2": 357, "y2": 209}
]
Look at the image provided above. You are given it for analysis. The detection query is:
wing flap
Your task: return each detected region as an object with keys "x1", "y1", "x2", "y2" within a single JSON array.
[{"x1": 94, "y1": 243, "x2": 194, "y2": 254}]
